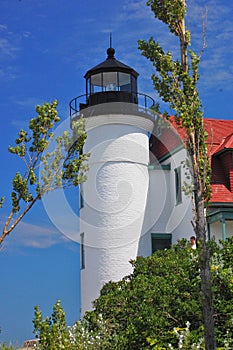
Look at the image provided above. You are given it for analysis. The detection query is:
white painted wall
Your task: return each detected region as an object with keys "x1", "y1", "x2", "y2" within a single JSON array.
[
  {"x1": 209, "y1": 220, "x2": 233, "y2": 241},
  {"x1": 165, "y1": 148, "x2": 194, "y2": 242},
  {"x1": 80, "y1": 114, "x2": 154, "y2": 315},
  {"x1": 76, "y1": 102, "x2": 232, "y2": 317},
  {"x1": 138, "y1": 147, "x2": 194, "y2": 257}
]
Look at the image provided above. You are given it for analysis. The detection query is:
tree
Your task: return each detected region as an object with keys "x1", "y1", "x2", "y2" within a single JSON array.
[
  {"x1": 84, "y1": 239, "x2": 233, "y2": 349},
  {"x1": 0, "y1": 100, "x2": 89, "y2": 245},
  {"x1": 138, "y1": 1, "x2": 215, "y2": 348},
  {"x1": 0, "y1": 345, "x2": 16, "y2": 350},
  {"x1": 31, "y1": 239, "x2": 233, "y2": 348},
  {"x1": 33, "y1": 300, "x2": 71, "y2": 349},
  {"x1": 33, "y1": 300, "x2": 121, "y2": 349}
]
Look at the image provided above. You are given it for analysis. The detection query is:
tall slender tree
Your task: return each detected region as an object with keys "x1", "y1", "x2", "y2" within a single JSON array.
[
  {"x1": 138, "y1": 1, "x2": 216, "y2": 349},
  {"x1": 0, "y1": 100, "x2": 89, "y2": 245}
]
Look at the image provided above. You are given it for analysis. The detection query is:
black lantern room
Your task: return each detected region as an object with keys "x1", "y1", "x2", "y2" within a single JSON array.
[
  {"x1": 84, "y1": 47, "x2": 139, "y2": 106},
  {"x1": 70, "y1": 46, "x2": 155, "y2": 119}
]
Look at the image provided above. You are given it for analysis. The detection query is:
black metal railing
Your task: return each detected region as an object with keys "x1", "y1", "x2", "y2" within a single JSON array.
[{"x1": 69, "y1": 92, "x2": 156, "y2": 121}]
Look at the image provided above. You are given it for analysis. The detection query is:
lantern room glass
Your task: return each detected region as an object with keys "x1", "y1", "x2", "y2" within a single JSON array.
[
  {"x1": 119, "y1": 72, "x2": 131, "y2": 92},
  {"x1": 88, "y1": 72, "x2": 135, "y2": 96},
  {"x1": 89, "y1": 73, "x2": 102, "y2": 94},
  {"x1": 103, "y1": 72, "x2": 118, "y2": 91}
]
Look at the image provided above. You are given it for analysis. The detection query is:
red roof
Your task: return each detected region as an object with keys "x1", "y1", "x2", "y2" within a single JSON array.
[
  {"x1": 203, "y1": 119, "x2": 233, "y2": 156},
  {"x1": 150, "y1": 117, "x2": 233, "y2": 204},
  {"x1": 213, "y1": 132, "x2": 233, "y2": 155},
  {"x1": 199, "y1": 119, "x2": 233, "y2": 203}
]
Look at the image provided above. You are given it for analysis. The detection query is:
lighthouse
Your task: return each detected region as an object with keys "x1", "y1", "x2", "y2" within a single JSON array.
[{"x1": 70, "y1": 45, "x2": 155, "y2": 315}]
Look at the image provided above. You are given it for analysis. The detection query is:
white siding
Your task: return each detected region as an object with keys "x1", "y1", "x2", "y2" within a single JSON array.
[
  {"x1": 138, "y1": 147, "x2": 194, "y2": 257},
  {"x1": 80, "y1": 115, "x2": 153, "y2": 315}
]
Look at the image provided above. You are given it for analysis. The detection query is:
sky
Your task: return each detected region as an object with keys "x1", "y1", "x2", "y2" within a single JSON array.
[{"x1": 0, "y1": 0, "x2": 232, "y2": 346}]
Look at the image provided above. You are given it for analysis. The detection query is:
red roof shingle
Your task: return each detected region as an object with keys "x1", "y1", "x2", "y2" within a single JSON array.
[{"x1": 150, "y1": 117, "x2": 233, "y2": 204}]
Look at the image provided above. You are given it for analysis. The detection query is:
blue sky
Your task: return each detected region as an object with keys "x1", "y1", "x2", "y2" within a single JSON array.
[{"x1": 0, "y1": 0, "x2": 232, "y2": 346}]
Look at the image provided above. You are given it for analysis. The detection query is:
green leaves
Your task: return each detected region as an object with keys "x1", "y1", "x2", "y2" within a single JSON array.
[
  {"x1": 85, "y1": 244, "x2": 201, "y2": 348},
  {"x1": 102, "y1": 1, "x2": 214, "y2": 347},
  {"x1": 29, "y1": 100, "x2": 59, "y2": 153},
  {"x1": 138, "y1": 0, "x2": 212, "y2": 205},
  {"x1": 0, "y1": 101, "x2": 89, "y2": 244},
  {"x1": 11, "y1": 172, "x2": 33, "y2": 212},
  {"x1": 83, "y1": 239, "x2": 233, "y2": 348},
  {"x1": 39, "y1": 116, "x2": 89, "y2": 192},
  {"x1": 8, "y1": 129, "x2": 29, "y2": 157},
  {"x1": 0, "y1": 197, "x2": 5, "y2": 209},
  {"x1": 31, "y1": 240, "x2": 233, "y2": 348},
  {"x1": 33, "y1": 300, "x2": 70, "y2": 350},
  {"x1": 62, "y1": 118, "x2": 89, "y2": 187},
  {"x1": 33, "y1": 301, "x2": 120, "y2": 349},
  {"x1": 147, "y1": 0, "x2": 186, "y2": 36}
]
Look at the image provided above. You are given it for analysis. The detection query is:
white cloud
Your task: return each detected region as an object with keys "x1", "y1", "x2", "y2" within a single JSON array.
[
  {"x1": 0, "y1": 24, "x2": 7, "y2": 31},
  {"x1": 22, "y1": 31, "x2": 32, "y2": 39},
  {"x1": 0, "y1": 23, "x2": 21, "y2": 58},
  {"x1": 0, "y1": 24, "x2": 21, "y2": 82},
  {"x1": 0, "y1": 38, "x2": 18, "y2": 58},
  {"x1": 121, "y1": 0, "x2": 232, "y2": 94},
  {"x1": 121, "y1": 0, "x2": 154, "y2": 21},
  {"x1": 0, "y1": 66, "x2": 17, "y2": 80},
  {"x1": 1, "y1": 220, "x2": 69, "y2": 252},
  {"x1": 0, "y1": 21, "x2": 33, "y2": 83},
  {"x1": 15, "y1": 97, "x2": 45, "y2": 108}
]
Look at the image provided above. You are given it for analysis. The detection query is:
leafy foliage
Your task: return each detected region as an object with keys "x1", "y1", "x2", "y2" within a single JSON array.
[
  {"x1": 69, "y1": 314, "x2": 122, "y2": 349},
  {"x1": 147, "y1": 0, "x2": 186, "y2": 36},
  {"x1": 138, "y1": 35, "x2": 211, "y2": 203},
  {"x1": 33, "y1": 301, "x2": 121, "y2": 349},
  {"x1": 0, "y1": 344, "x2": 16, "y2": 350},
  {"x1": 31, "y1": 240, "x2": 233, "y2": 349},
  {"x1": 0, "y1": 101, "x2": 89, "y2": 244},
  {"x1": 138, "y1": 1, "x2": 215, "y2": 348},
  {"x1": 33, "y1": 300, "x2": 71, "y2": 349},
  {"x1": 83, "y1": 239, "x2": 233, "y2": 349}
]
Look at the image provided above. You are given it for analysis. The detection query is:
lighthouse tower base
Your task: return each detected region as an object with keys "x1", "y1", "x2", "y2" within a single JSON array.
[{"x1": 79, "y1": 112, "x2": 154, "y2": 315}]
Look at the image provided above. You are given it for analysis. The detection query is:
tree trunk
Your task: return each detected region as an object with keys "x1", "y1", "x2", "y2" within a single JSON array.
[
  {"x1": 195, "y1": 191, "x2": 216, "y2": 350},
  {"x1": 180, "y1": 6, "x2": 217, "y2": 345}
]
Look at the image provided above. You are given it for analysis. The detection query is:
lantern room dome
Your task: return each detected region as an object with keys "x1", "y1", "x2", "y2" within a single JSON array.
[
  {"x1": 69, "y1": 46, "x2": 155, "y2": 119},
  {"x1": 84, "y1": 47, "x2": 139, "y2": 106},
  {"x1": 84, "y1": 47, "x2": 139, "y2": 79}
]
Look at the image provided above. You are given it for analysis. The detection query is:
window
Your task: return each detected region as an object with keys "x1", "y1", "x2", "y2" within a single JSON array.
[
  {"x1": 89, "y1": 72, "x2": 135, "y2": 94},
  {"x1": 79, "y1": 183, "x2": 84, "y2": 209},
  {"x1": 103, "y1": 72, "x2": 118, "y2": 91},
  {"x1": 119, "y1": 72, "x2": 131, "y2": 92},
  {"x1": 80, "y1": 232, "x2": 85, "y2": 269},
  {"x1": 157, "y1": 125, "x2": 162, "y2": 137},
  {"x1": 151, "y1": 233, "x2": 172, "y2": 253},
  {"x1": 174, "y1": 166, "x2": 182, "y2": 204},
  {"x1": 90, "y1": 73, "x2": 103, "y2": 94}
]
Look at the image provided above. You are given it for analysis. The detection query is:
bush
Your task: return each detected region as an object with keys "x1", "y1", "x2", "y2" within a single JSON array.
[
  {"x1": 32, "y1": 238, "x2": 233, "y2": 349},
  {"x1": 83, "y1": 238, "x2": 233, "y2": 349}
]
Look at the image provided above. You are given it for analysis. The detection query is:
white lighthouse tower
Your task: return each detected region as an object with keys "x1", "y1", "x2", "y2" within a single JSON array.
[{"x1": 70, "y1": 46, "x2": 155, "y2": 315}]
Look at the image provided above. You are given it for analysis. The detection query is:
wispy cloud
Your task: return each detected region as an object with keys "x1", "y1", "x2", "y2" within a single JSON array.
[
  {"x1": 15, "y1": 97, "x2": 45, "y2": 108},
  {"x1": 0, "y1": 22, "x2": 34, "y2": 83},
  {"x1": 0, "y1": 37, "x2": 18, "y2": 58},
  {"x1": 195, "y1": 1, "x2": 233, "y2": 92},
  {"x1": 0, "y1": 66, "x2": 17, "y2": 80},
  {"x1": 7, "y1": 97, "x2": 46, "y2": 129},
  {"x1": 121, "y1": 0, "x2": 154, "y2": 21},
  {"x1": 118, "y1": 0, "x2": 233, "y2": 94},
  {"x1": 1, "y1": 220, "x2": 69, "y2": 252},
  {"x1": 0, "y1": 23, "x2": 20, "y2": 82},
  {"x1": 0, "y1": 23, "x2": 20, "y2": 57}
]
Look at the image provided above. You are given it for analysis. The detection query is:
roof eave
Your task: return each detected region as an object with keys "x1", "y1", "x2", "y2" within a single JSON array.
[{"x1": 213, "y1": 147, "x2": 233, "y2": 157}]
